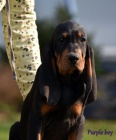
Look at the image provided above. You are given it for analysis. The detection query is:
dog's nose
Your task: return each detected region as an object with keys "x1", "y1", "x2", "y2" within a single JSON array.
[{"x1": 67, "y1": 53, "x2": 79, "y2": 64}]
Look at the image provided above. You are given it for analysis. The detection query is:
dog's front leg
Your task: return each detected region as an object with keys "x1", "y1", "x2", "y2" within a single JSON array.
[
  {"x1": 27, "y1": 111, "x2": 43, "y2": 140},
  {"x1": 68, "y1": 116, "x2": 85, "y2": 140}
]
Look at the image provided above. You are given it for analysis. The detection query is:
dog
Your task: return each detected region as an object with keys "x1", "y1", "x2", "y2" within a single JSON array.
[{"x1": 9, "y1": 20, "x2": 97, "y2": 140}]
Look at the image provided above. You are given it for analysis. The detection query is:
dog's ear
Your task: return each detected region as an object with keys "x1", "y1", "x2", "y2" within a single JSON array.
[
  {"x1": 83, "y1": 44, "x2": 97, "y2": 105},
  {"x1": 39, "y1": 41, "x2": 61, "y2": 105}
]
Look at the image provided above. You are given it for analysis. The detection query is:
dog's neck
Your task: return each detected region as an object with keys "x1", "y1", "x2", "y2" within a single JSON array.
[{"x1": 58, "y1": 70, "x2": 83, "y2": 86}]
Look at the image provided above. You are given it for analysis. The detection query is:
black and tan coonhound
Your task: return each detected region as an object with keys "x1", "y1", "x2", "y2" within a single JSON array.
[{"x1": 9, "y1": 21, "x2": 97, "y2": 140}]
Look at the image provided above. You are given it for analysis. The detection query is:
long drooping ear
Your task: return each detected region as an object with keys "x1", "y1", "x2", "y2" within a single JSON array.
[
  {"x1": 83, "y1": 44, "x2": 97, "y2": 105},
  {"x1": 39, "y1": 41, "x2": 61, "y2": 105}
]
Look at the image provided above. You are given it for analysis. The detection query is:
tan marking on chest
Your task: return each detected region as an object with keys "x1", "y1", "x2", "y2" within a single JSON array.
[
  {"x1": 41, "y1": 103, "x2": 56, "y2": 115},
  {"x1": 71, "y1": 103, "x2": 82, "y2": 115}
]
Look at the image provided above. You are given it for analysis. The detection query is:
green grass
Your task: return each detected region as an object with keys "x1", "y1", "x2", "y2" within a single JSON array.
[
  {"x1": 0, "y1": 121, "x2": 13, "y2": 140},
  {"x1": 0, "y1": 119, "x2": 116, "y2": 140},
  {"x1": 83, "y1": 120, "x2": 116, "y2": 140},
  {"x1": 0, "y1": 104, "x2": 20, "y2": 140},
  {"x1": 0, "y1": 110, "x2": 20, "y2": 140}
]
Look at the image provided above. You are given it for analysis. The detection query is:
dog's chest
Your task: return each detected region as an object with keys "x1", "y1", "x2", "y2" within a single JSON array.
[
  {"x1": 42, "y1": 104, "x2": 82, "y2": 140},
  {"x1": 59, "y1": 83, "x2": 85, "y2": 105}
]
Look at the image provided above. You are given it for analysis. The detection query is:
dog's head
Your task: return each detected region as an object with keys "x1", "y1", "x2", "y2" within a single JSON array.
[
  {"x1": 39, "y1": 21, "x2": 97, "y2": 105},
  {"x1": 52, "y1": 21, "x2": 87, "y2": 75}
]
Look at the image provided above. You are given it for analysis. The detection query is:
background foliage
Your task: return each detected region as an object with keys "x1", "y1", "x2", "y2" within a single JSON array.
[{"x1": 0, "y1": 5, "x2": 113, "y2": 140}]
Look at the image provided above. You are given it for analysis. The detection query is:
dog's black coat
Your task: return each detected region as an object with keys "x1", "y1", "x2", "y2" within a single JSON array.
[{"x1": 9, "y1": 21, "x2": 97, "y2": 140}]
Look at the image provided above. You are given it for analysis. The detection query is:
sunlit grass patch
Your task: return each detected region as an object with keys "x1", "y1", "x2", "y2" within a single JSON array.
[{"x1": 83, "y1": 120, "x2": 116, "y2": 140}]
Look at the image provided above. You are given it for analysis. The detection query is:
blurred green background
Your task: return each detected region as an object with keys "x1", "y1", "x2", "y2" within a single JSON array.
[{"x1": 0, "y1": 0, "x2": 116, "y2": 140}]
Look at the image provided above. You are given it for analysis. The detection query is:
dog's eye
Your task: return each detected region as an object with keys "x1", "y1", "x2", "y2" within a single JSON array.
[
  {"x1": 58, "y1": 37, "x2": 64, "y2": 42},
  {"x1": 80, "y1": 37, "x2": 86, "y2": 42}
]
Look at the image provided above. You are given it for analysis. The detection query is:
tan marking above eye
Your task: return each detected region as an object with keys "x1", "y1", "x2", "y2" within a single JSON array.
[
  {"x1": 77, "y1": 32, "x2": 82, "y2": 38},
  {"x1": 62, "y1": 32, "x2": 68, "y2": 38}
]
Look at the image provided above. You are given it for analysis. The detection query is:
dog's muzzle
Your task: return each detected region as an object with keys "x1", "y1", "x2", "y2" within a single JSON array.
[{"x1": 67, "y1": 53, "x2": 80, "y2": 64}]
